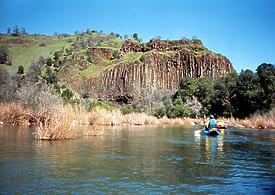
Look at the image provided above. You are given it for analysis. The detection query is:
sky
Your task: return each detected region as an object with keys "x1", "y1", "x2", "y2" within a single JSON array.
[{"x1": 1, "y1": 0, "x2": 274, "y2": 72}]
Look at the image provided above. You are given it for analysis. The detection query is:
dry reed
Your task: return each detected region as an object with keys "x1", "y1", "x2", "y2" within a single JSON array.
[
  {"x1": 89, "y1": 108, "x2": 197, "y2": 127},
  {"x1": 33, "y1": 105, "x2": 76, "y2": 140},
  {"x1": 34, "y1": 105, "x2": 102, "y2": 140},
  {"x1": 0, "y1": 102, "x2": 32, "y2": 125},
  {"x1": 237, "y1": 111, "x2": 275, "y2": 129}
]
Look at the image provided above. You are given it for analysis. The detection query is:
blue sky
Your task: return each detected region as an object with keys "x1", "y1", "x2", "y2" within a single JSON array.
[{"x1": 1, "y1": 0, "x2": 274, "y2": 72}]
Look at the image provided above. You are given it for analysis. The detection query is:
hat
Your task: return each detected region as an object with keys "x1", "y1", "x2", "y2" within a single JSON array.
[{"x1": 210, "y1": 115, "x2": 214, "y2": 119}]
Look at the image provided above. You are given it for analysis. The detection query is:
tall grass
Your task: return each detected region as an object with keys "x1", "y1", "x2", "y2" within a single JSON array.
[
  {"x1": 0, "y1": 102, "x2": 101, "y2": 140},
  {"x1": 3, "y1": 101, "x2": 273, "y2": 141},
  {"x1": 236, "y1": 110, "x2": 275, "y2": 129},
  {"x1": 33, "y1": 105, "x2": 76, "y2": 140},
  {"x1": 89, "y1": 108, "x2": 196, "y2": 127},
  {"x1": 33, "y1": 105, "x2": 102, "y2": 140},
  {"x1": 0, "y1": 102, "x2": 31, "y2": 125}
]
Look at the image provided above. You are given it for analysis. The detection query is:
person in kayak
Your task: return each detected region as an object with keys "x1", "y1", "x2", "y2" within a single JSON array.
[{"x1": 205, "y1": 115, "x2": 217, "y2": 131}]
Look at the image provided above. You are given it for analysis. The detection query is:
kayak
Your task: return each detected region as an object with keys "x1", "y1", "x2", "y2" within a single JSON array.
[{"x1": 202, "y1": 128, "x2": 224, "y2": 136}]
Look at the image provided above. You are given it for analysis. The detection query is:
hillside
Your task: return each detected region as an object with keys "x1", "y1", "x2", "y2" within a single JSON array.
[
  {"x1": 0, "y1": 34, "x2": 71, "y2": 74},
  {"x1": 0, "y1": 32, "x2": 234, "y2": 101}
]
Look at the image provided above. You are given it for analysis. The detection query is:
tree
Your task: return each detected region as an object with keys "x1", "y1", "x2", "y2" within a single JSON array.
[
  {"x1": 17, "y1": 65, "x2": 24, "y2": 74},
  {"x1": 195, "y1": 77, "x2": 215, "y2": 115},
  {"x1": 133, "y1": 33, "x2": 139, "y2": 40},
  {"x1": 174, "y1": 77, "x2": 198, "y2": 102},
  {"x1": 0, "y1": 45, "x2": 9, "y2": 64},
  {"x1": 256, "y1": 63, "x2": 275, "y2": 110},
  {"x1": 210, "y1": 73, "x2": 237, "y2": 117},
  {"x1": 124, "y1": 34, "x2": 129, "y2": 39},
  {"x1": 231, "y1": 70, "x2": 263, "y2": 118},
  {"x1": 20, "y1": 27, "x2": 26, "y2": 34},
  {"x1": 6, "y1": 27, "x2": 11, "y2": 34},
  {"x1": 12, "y1": 25, "x2": 20, "y2": 36}
]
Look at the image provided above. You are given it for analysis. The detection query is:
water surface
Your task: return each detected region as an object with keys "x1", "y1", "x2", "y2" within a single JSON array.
[{"x1": 0, "y1": 125, "x2": 274, "y2": 193}]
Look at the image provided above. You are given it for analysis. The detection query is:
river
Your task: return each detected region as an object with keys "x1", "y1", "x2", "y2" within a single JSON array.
[{"x1": 0, "y1": 125, "x2": 274, "y2": 194}]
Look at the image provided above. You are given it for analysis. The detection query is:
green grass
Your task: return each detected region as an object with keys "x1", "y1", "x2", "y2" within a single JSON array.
[
  {"x1": 123, "y1": 52, "x2": 143, "y2": 63},
  {"x1": 79, "y1": 64, "x2": 103, "y2": 79},
  {"x1": 0, "y1": 38, "x2": 71, "y2": 75},
  {"x1": 97, "y1": 37, "x2": 124, "y2": 49}
]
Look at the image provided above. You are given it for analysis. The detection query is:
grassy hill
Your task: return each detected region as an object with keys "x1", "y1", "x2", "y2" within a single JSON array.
[
  {"x1": 0, "y1": 31, "x2": 223, "y2": 99},
  {"x1": 0, "y1": 34, "x2": 72, "y2": 74}
]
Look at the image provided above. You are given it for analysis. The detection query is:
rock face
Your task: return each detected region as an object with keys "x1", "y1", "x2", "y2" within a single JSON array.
[
  {"x1": 92, "y1": 39, "x2": 235, "y2": 100},
  {"x1": 86, "y1": 47, "x2": 114, "y2": 60}
]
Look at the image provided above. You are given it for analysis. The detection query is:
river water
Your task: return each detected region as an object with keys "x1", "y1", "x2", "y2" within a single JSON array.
[{"x1": 0, "y1": 125, "x2": 274, "y2": 194}]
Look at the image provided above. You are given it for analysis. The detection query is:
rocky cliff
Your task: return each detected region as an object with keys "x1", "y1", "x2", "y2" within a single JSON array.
[{"x1": 87, "y1": 39, "x2": 234, "y2": 100}]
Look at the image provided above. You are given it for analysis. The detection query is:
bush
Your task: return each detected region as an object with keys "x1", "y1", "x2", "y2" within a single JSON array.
[
  {"x1": 44, "y1": 68, "x2": 58, "y2": 84},
  {"x1": 120, "y1": 104, "x2": 134, "y2": 115},
  {"x1": 17, "y1": 82, "x2": 62, "y2": 108},
  {"x1": 39, "y1": 43, "x2": 46, "y2": 47},
  {"x1": 17, "y1": 65, "x2": 24, "y2": 74},
  {"x1": 27, "y1": 58, "x2": 43, "y2": 82},
  {"x1": 112, "y1": 50, "x2": 120, "y2": 59},
  {"x1": 151, "y1": 103, "x2": 166, "y2": 118},
  {"x1": 0, "y1": 45, "x2": 9, "y2": 64},
  {"x1": 0, "y1": 68, "x2": 17, "y2": 101},
  {"x1": 61, "y1": 88, "x2": 74, "y2": 102},
  {"x1": 133, "y1": 33, "x2": 139, "y2": 40},
  {"x1": 46, "y1": 57, "x2": 53, "y2": 66}
]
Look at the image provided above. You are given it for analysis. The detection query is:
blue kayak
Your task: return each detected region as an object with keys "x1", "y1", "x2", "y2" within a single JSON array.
[{"x1": 202, "y1": 128, "x2": 221, "y2": 136}]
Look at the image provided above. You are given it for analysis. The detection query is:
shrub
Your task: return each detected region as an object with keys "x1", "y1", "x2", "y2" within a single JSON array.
[
  {"x1": 61, "y1": 88, "x2": 74, "y2": 102},
  {"x1": 17, "y1": 82, "x2": 62, "y2": 108},
  {"x1": 44, "y1": 68, "x2": 58, "y2": 84},
  {"x1": 27, "y1": 58, "x2": 43, "y2": 82},
  {"x1": 133, "y1": 33, "x2": 139, "y2": 40},
  {"x1": 17, "y1": 65, "x2": 24, "y2": 74},
  {"x1": 39, "y1": 43, "x2": 46, "y2": 47},
  {"x1": 152, "y1": 102, "x2": 166, "y2": 118},
  {"x1": 112, "y1": 50, "x2": 120, "y2": 59},
  {"x1": 120, "y1": 104, "x2": 134, "y2": 115},
  {"x1": 0, "y1": 45, "x2": 9, "y2": 64},
  {"x1": 0, "y1": 68, "x2": 17, "y2": 101},
  {"x1": 46, "y1": 57, "x2": 53, "y2": 66}
]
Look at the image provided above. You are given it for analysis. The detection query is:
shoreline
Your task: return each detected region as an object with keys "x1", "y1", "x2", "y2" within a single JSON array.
[{"x1": 0, "y1": 102, "x2": 274, "y2": 140}]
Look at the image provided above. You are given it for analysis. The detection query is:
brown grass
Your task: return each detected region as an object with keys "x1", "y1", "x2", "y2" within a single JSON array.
[
  {"x1": 33, "y1": 105, "x2": 76, "y2": 140},
  {"x1": 236, "y1": 111, "x2": 275, "y2": 129},
  {"x1": 0, "y1": 102, "x2": 32, "y2": 125},
  {"x1": 0, "y1": 102, "x2": 101, "y2": 140},
  {"x1": 89, "y1": 108, "x2": 123, "y2": 126},
  {"x1": 222, "y1": 109, "x2": 275, "y2": 129},
  {"x1": 34, "y1": 105, "x2": 102, "y2": 140},
  {"x1": 89, "y1": 108, "x2": 197, "y2": 127},
  {"x1": 4, "y1": 101, "x2": 273, "y2": 140}
]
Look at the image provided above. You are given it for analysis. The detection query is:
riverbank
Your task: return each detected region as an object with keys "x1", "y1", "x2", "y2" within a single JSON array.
[{"x1": 0, "y1": 102, "x2": 274, "y2": 139}]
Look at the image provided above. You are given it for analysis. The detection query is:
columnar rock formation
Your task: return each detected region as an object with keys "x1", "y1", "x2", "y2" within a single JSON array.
[{"x1": 91, "y1": 39, "x2": 234, "y2": 100}]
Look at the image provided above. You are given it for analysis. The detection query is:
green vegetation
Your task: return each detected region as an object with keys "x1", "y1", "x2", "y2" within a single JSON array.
[
  {"x1": 17, "y1": 65, "x2": 24, "y2": 74},
  {"x1": 173, "y1": 64, "x2": 274, "y2": 118},
  {"x1": 79, "y1": 64, "x2": 103, "y2": 79},
  {"x1": 0, "y1": 28, "x2": 274, "y2": 121},
  {"x1": 0, "y1": 45, "x2": 10, "y2": 64},
  {"x1": 0, "y1": 36, "x2": 70, "y2": 74},
  {"x1": 123, "y1": 52, "x2": 144, "y2": 63}
]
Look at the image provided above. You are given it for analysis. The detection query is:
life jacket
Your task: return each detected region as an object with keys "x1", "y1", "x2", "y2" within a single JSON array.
[{"x1": 208, "y1": 119, "x2": 217, "y2": 129}]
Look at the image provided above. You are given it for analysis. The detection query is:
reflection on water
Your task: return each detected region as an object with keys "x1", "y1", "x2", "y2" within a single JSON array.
[{"x1": 0, "y1": 125, "x2": 274, "y2": 193}]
